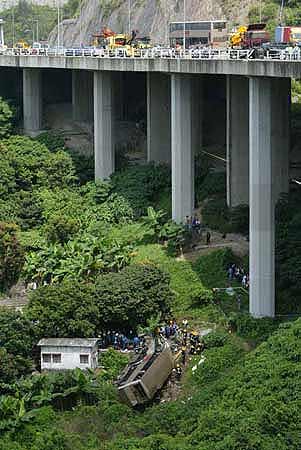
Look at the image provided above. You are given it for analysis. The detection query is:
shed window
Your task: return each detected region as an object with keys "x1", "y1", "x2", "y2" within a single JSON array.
[
  {"x1": 80, "y1": 354, "x2": 89, "y2": 364},
  {"x1": 52, "y1": 353, "x2": 61, "y2": 363},
  {"x1": 42, "y1": 353, "x2": 51, "y2": 363}
]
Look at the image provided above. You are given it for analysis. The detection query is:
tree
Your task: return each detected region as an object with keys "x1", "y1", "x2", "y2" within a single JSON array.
[
  {"x1": 27, "y1": 281, "x2": 98, "y2": 338},
  {"x1": 94, "y1": 264, "x2": 173, "y2": 331},
  {"x1": 0, "y1": 98, "x2": 13, "y2": 138},
  {"x1": 0, "y1": 222, "x2": 24, "y2": 291},
  {"x1": 0, "y1": 309, "x2": 35, "y2": 383},
  {"x1": 27, "y1": 265, "x2": 173, "y2": 337},
  {"x1": 0, "y1": 136, "x2": 77, "y2": 194}
]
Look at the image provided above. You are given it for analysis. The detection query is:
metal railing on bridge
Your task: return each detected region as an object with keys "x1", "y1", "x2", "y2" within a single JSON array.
[{"x1": 2, "y1": 47, "x2": 301, "y2": 61}]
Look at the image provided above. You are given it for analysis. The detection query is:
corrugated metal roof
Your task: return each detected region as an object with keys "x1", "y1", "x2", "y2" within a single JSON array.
[{"x1": 37, "y1": 338, "x2": 99, "y2": 347}]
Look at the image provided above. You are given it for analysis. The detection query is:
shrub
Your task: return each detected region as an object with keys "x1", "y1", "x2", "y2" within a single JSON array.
[
  {"x1": 23, "y1": 234, "x2": 133, "y2": 285},
  {"x1": 35, "y1": 131, "x2": 65, "y2": 152},
  {"x1": 201, "y1": 197, "x2": 229, "y2": 233},
  {"x1": 194, "y1": 248, "x2": 236, "y2": 289},
  {"x1": 0, "y1": 222, "x2": 24, "y2": 291},
  {"x1": 7, "y1": 190, "x2": 43, "y2": 230},
  {"x1": 228, "y1": 204, "x2": 249, "y2": 235},
  {"x1": 0, "y1": 309, "x2": 35, "y2": 383},
  {"x1": 190, "y1": 341, "x2": 243, "y2": 386},
  {"x1": 99, "y1": 348, "x2": 129, "y2": 381},
  {"x1": 0, "y1": 136, "x2": 77, "y2": 194},
  {"x1": 227, "y1": 313, "x2": 280, "y2": 342},
  {"x1": 45, "y1": 215, "x2": 79, "y2": 244},
  {"x1": 111, "y1": 164, "x2": 171, "y2": 217},
  {"x1": 0, "y1": 97, "x2": 14, "y2": 138},
  {"x1": 65, "y1": 149, "x2": 94, "y2": 184},
  {"x1": 196, "y1": 170, "x2": 226, "y2": 203},
  {"x1": 203, "y1": 331, "x2": 229, "y2": 348}
]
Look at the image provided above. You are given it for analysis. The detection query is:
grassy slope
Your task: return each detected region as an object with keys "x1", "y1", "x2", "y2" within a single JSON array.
[{"x1": 133, "y1": 244, "x2": 219, "y2": 324}]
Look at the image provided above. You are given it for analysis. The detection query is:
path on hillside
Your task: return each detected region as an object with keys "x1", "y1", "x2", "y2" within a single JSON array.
[
  {"x1": 179, "y1": 230, "x2": 249, "y2": 263},
  {"x1": 179, "y1": 204, "x2": 249, "y2": 263}
]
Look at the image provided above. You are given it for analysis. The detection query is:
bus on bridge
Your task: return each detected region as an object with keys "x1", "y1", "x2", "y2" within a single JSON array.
[{"x1": 169, "y1": 20, "x2": 228, "y2": 48}]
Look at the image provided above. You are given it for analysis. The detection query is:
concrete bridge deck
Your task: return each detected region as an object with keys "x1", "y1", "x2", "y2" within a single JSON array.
[{"x1": 1, "y1": 55, "x2": 301, "y2": 78}]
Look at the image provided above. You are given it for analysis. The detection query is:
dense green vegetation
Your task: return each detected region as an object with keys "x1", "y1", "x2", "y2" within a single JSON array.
[{"x1": 1, "y1": 317, "x2": 301, "y2": 449}]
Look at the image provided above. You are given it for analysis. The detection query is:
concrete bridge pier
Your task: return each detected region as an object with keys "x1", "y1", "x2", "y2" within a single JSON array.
[
  {"x1": 226, "y1": 76, "x2": 249, "y2": 207},
  {"x1": 94, "y1": 71, "x2": 114, "y2": 180},
  {"x1": 147, "y1": 73, "x2": 171, "y2": 163},
  {"x1": 227, "y1": 76, "x2": 290, "y2": 208},
  {"x1": 249, "y1": 77, "x2": 275, "y2": 318},
  {"x1": 23, "y1": 68, "x2": 42, "y2": 135},
  {"x1": 272, "y1": 78, "x2": 290, "y2": 200},
  {"x1": 171, "y1": 75, "x2": 202, "y2": 223},
  {"x1": 72, "y1": 70, "x2": 93, "y2": 122}
]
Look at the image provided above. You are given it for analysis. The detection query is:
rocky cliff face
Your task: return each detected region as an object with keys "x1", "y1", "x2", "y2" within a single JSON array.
[{"x1": 49, "y1": 0, "x2": 254, "y2": 47}]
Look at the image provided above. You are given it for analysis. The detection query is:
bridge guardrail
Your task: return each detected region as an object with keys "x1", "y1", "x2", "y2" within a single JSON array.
[{"x1": 2, "y1": 47, "x2": 301, "y2": 61}]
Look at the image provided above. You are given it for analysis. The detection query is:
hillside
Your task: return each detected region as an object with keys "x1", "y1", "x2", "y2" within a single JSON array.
[{"x1": 49, "y1": 0, "x2": 254, "y2": 46}]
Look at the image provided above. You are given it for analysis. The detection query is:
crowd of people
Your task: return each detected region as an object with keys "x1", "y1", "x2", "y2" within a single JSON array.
[
  {"x1": 98, "y1": 330, "x2": 142, "y2": 352},
  {"x1": 184, "y1": 215, "x2": 202, "y2": 233},
  {"x1": 184, "y1": 215, "x2": 212, "y2": 244},
  {"x1": 227, "y1": 263, "x2": 249, "y2": 289},
  {"x1": 99, "y1": 319, "x2": 205, "y2": 384},
  {"x1": 159, "y1": 318, "x2": 205, "y2": 366}
]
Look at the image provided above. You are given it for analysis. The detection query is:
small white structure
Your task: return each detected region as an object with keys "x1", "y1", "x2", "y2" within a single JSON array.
[{"x1": 38, "y1": 338, "x2": 99, "y2": 371}]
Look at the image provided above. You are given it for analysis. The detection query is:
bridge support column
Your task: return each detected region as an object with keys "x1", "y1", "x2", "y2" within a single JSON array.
[
  {"x1": 226, "y1": 76, "x2": 249, "y2": 207},
  {"x1": 72, "y1": 70, "x2": 93, "y2": 122},
  {"x1": 272, "y1": 78, "x2": 290, "y2": 200},
  {"x1": 249, "y1": 77, "x2": 275, "y2": 318},
  {"x1": 147, "y1": 73, "x2": 171, "y2": 163},
  {"x1": 171, "y1": 74, "x2": 199, "y2": 223},
  {"x1": 94, "y1": 71, "x2": 114, "y2": 180},
  {"x1": 23, "y1": 68, "x2": 42, "y2": 135}
]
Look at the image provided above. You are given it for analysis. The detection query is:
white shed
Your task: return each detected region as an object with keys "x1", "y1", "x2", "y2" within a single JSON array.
[{"x1": 38, "y1": 338, "x2": 99, "y2": 371}]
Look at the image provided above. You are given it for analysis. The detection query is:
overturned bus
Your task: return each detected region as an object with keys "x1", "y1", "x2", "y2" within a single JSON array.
[{"x1": 116, "y1": 336, "x2": 174, "y2": 407}]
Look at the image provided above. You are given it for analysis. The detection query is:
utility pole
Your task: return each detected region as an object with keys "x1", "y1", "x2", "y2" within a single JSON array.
[
  {"x1": 12, "y1": 6, "x2": 15, "y2": 46},
  {"x1": 279, "y1": 0, "x2": 285, "y2": 25},
  {"x1": 128, "y1": 0, "x2": 131, "y2": 35},
  {"x1": 0, "y1": 19, "x2": 4, "y2": 47},
  {"x1": 57, "y1": 0, "x2": 60, "y2": 47},
  {"x1": 79, "y1": 0, "x2": 82, "y2": 45},
  {"x1": 33, "y1": 19, "x2": 39, "y2": 43},
  {"x1": 183, "y1": 0, "x2": 186, "y2": 49}
]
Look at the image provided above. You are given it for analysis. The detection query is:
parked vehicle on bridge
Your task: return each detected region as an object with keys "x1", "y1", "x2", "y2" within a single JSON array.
[
  {"x1": 65, "y1": 47, "x2": 84, "y2": 56},
  {"x1": 169, "y1": 20, "x2": 228, "y2": 48},
  {"x1": 230, "y1": 23, "x2": 270, "y2": 49},
  {"x1": 13, "y1": 40, "x2": 30, "y2": 55},
  {"x1": 30, "y1": 42, "x2": 49, "y2": 55},
  {"x1": 47, "y1": 46, "x2": 65, "y2": 56},
  {"x1": 263, "y1": 26, "x2": 301, "y2": 52}
]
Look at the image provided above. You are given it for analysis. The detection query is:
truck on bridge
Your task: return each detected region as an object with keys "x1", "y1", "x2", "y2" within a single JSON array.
[{"x1": 230, "y1": 23, "x2": 270, "y2": 49}]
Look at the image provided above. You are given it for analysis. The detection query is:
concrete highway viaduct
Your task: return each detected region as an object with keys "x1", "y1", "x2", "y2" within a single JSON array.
[{"x1": 0, "y1": 55, "x2": 299, "y2": 318}]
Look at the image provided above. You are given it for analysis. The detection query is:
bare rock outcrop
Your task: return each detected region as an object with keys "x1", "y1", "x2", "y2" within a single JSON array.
[{"x1": 49, "y1": 0, "x2": 254, "y2": 47}]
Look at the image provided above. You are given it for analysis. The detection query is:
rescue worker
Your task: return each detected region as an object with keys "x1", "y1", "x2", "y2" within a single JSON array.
[
  {"x1": 196, "y1": 340, "x2": 205, "y2": 354},
  {"x1": 181, "y1": 344, "x2": 187, "y2": 364},
  {"x1": 175, "y1": 364, "x2": 182, "y2": 380}
]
